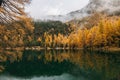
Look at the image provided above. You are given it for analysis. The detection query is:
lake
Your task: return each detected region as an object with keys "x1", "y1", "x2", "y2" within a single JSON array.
[{"x1": 0, "y1": 50, "x2": 119, "y2": 80}]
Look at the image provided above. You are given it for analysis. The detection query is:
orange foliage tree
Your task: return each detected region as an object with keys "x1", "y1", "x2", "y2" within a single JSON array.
[
  {"x1": 0, "y1": 0, "x2": 30, "y2": 23},
  {"x1": 36, "y1": 15, "x2": 120, "y2": 49}
]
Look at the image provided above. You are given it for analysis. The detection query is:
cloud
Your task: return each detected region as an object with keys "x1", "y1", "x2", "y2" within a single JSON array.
[
  {"x1": 25, "y1": 0, "x2": 89, "y2": 19},
  {"x1": 43, "y1": 3, "x2": 63, "y2": 15}
]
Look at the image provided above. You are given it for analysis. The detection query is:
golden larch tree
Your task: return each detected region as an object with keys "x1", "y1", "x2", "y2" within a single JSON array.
[{"x1": 0, "y1": 0, "x2": 30, "y2": 23}]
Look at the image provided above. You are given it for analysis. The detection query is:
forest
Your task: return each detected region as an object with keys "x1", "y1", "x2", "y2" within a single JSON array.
[
  {"x1": 32, "y1": 15, "x2": 120, "y2": 49},
  {"x1": 0, "y1": 0, "x2": 120, "y2": 51},
  {"x1": 0, "y1": 14, "x2": 120, "y2": 51}
]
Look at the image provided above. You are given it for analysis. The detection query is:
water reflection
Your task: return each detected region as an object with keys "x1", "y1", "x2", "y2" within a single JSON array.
[
  {"x1": 0, "y1": 50, "x2": 120, "y2": 80},
  {"x1": 0, "y1": 74, "x2": 79, "y2": 80}
]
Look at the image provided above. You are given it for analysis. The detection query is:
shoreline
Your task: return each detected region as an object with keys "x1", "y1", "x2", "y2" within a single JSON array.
[{"x1": 1, "y1": 46, "x2": 120, "y2": 52}]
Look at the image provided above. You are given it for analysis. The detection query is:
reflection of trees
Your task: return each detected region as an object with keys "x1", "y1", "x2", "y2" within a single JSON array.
[
  {"x1": 0, "y1": 51, "x2": 23, "y2": 63},
  {"x1": 0, "y1": 50, "x2": 119, "y2": 80},
  {"x1": 0, "y1": 51, "x2": 23, "y2": 73},
  {"x1": 5, "y1": 59, "x2": 73, "y2": 78}
]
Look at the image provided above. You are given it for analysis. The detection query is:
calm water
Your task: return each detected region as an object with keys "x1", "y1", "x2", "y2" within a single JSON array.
[{"x1": 0, "y1": 50, "x2": 120, "y2": 80}]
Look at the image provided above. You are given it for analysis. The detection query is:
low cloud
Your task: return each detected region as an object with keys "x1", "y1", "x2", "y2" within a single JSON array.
[{"x1": 25, "y1": 0, "x2": 89, "y2": 19}]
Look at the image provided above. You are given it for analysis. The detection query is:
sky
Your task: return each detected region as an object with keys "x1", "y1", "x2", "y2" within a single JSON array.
[{"x1": 25, "y1": 0, "x2": 89, "y2": 19}]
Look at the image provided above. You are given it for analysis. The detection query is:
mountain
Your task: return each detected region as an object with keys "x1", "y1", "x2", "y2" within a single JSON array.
[{"x1": 43, "y1": 0, "x2": 120, "y2": 22}]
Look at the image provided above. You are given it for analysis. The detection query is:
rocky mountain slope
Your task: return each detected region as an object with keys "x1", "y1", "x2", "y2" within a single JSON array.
[{"x1": 44, "y1": 0, "x2": 120, "y2": 22}]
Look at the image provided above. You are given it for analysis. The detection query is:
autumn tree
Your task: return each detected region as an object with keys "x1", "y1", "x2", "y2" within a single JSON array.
[
  {"x1": 0, "y1": 0, "x2": 30, "y2": 23},
  {"x1": 0, "y1": 17, "x2": 34, "y2": 48}
]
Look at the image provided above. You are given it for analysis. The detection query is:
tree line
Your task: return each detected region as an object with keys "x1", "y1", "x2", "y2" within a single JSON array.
[
  {"x1": 0, "y1": 15, "x2": 120, "y2": 49},
  {"x1": 33, "y1": 15, "x2": 120, "y2": 49}
]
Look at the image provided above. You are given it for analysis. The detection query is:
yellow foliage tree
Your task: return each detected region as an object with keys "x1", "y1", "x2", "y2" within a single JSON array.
[{"x1": 0, "y1": 0, "x2": 30, "y2": 23}]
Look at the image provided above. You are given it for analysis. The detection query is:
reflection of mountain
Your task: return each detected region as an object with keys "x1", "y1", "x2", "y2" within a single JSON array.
[
  {"x1": 0, "y1": 50, "x2": 119, "y2": 80},
  {"x1": 44, "y1": 0, "x2": 120, "y2": 22}
]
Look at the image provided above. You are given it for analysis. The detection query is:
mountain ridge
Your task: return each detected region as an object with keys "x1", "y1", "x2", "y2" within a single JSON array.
[{"x1": 42, "y1": 0, "x2": 120, "y2": 22}]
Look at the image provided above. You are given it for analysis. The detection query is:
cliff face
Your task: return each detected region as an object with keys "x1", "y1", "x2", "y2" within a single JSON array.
[
  {"x1": 44, "y1": 0, "x2": 120, "y2": 22},
  {"x1": 88, "y1": 0, "x2": 120, "y2": 14}
]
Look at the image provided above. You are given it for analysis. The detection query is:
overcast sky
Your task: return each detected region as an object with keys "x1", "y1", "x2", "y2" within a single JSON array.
[{"x1": 25, "y1": 0, "x2": 89, "y2": 19}]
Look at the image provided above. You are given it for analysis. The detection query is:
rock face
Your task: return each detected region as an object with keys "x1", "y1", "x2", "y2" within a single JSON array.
[
  {"x1": 44, "y1": 0, "x2": 120, "y2": 22},
  {"x1": 87, "y1": 0, "x2": 120, "y2": 15}
]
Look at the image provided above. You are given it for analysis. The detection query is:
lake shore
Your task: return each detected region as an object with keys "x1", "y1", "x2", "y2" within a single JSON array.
[{"x1": 1, "y1": 46, "x2": 120, "y2": 52}]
